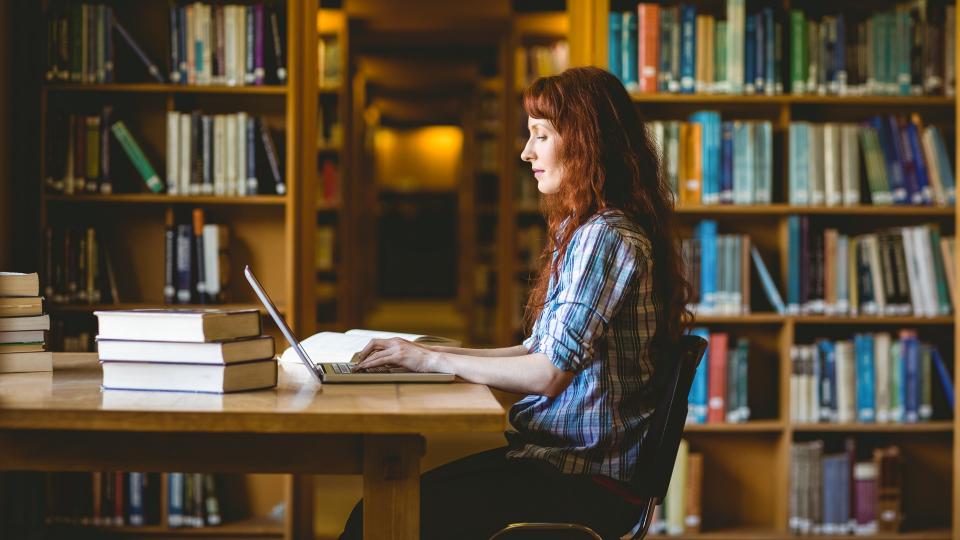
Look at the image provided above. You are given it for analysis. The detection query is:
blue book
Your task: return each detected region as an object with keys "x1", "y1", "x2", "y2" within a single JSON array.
[
  {"x1": 755, "y1": 122, "x2": 773, "y2": 203},
  {"x1": 697, "y1": 220, "x2": 718, "y2": 312},
  {"x1": 679, "y1": 5, "x2": 696, "y2": 93},
  {"x1": 786, "y1": 215, "x2": 801, "y2": 313},
  {"x1": 744, "y1": 14, "x2": 756, "y2": 94},
  {"x1": 892, "y1": 117, "x2": 923, "y2": 204},
  {"x1": 871, "y1": 116, "x2": 908, "y2": 204},
  {"x1": 733, "y1": 122, "x2": 752, "y2": 203},
  {"x1": 608, "y1": 13, "x2": 623, "y2": 82},
  {"x1": 688, "y1": 327, "x2": 710, "y2": 423},
  {"x1": 128, "y1": 472, "x2": 144, "y2": 526},
  {"x1": 754, "y1": 11, "x2": 765, "y2": 94},
  {"x1": 168, "y1": 472, "x2": 184, "y2": 527},
  {"x1": 902, "y1": 333, "x2": 920, "y2": 423},
  {"x1": 764, "y1": 8, "x2": 776, "y2": 94},
  {"x1": 818, "y1": 339, "x2": 837, "y2": 422},
  {"x1": 855, "y1": 333, "x2": 876, "y2": 422},
  {"x1": 720, "y1": 121, "x2": 734, "y2": 203},
  {"x1": 931, "y1": 346, "x2": 955, "y2": 409},
  {"x1": 177, "y1": 7, "x2": 188, "y2": 83},
  {"x1": 751, "y1": 246, "x2": 785, "y2": 315},
  {"x1": 691, "y1": 111, "x2": 721, "y2": 204},
  {"x1": 658, "y1": 8, "x2": 674, "y2": 92},
  {"x1": 623, "y1": 12, "x2": 639, "y2": 90},
  {"x1": 835, "y1": 14, "x2": 847, "y2": 93},
  {"x1": 904, "y1": 121, "x2": 932, "y2": 204}
]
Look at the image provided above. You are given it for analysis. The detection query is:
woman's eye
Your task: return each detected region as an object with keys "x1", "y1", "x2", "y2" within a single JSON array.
[{"x1": 536, "y1": 136, "x2": 547, "y2": 141}]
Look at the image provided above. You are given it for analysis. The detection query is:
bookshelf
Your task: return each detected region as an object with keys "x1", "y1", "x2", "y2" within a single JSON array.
[
  {"x1": 567, "y1": 0, "x2": 958, "y2": 538},
  {"x1": 35, "y1": 0, "x2": 304, "y2": 537}
]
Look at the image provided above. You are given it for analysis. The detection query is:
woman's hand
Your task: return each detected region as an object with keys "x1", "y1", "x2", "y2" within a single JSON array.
[{"x1": 355, "y1": 338, "x2": 446, "y2": 373}]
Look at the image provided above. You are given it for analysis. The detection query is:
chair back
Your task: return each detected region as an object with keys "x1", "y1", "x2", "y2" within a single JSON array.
[{"x1": 627, "y1": 333, "x2": 707, "y2": 499}]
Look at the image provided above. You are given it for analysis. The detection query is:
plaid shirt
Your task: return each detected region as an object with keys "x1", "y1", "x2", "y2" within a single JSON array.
[{"x1": 507, "y1": 210, "x2": 657, "y2": 481}]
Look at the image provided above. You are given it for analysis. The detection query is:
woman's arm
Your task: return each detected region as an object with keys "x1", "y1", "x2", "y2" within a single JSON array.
[
  {"x1": 355, "y1": 338, "x2": 573, "y2": 397},
  {"x1": 425, "y1": 344, "x2": 528, "y2": 357}
]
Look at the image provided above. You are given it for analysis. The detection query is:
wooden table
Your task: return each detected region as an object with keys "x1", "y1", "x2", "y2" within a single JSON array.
[{"x1": 0, "y1": 354, "x2": 506, "y2": 539}]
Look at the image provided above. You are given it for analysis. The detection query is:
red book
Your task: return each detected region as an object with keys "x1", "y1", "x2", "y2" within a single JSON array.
[
  {"x1": 637, "y1": 4, "x2": 660, "y2": 93},
  {"x1": 707, "y1": 332, "x2": 728, "y2": 423}
]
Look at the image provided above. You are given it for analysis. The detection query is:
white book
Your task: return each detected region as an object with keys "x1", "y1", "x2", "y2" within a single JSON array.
[
  {"x1": 225, "y1": 115, "x2": 238, "y2": 196},
  {"x1": 236, "y1": 5, "x2": 247, "y2": 86},
  {"x1": 835, "y1": 340, "x2": 855, "y2": 423},
  {"x1": 178, "y1": 114, "x2": 192, "y2": 196},
  {"x1": 0, "y1": 352, "x2": 52, "y2": 374},
  {"x1": 213, "y1": 115, "x2": 226, "y2": 196},
  {"x1": 900, "y1": 227, "x2": 924, "y2": 316},
  {"x1": 789, "y1": 123, "x2": 810, "y2": 205},
  {"x1": 0, "y1": 315, "x2": 50, "y2": 332},
  {"x1": 166, "y1": 111, "x2": 180, "y2": 195},
  {"x1": 279, "y1": 329, "x2": 460, "y2": 366},
  {"x1": 840, "y1": 124, "x2": 860, "y2": 206},
  {"x1": 97, "y1": 335, "x2": 274, "y2": 364},
  {"x1": 237, "y1": 112, "x2": 248, "y2": 196},
  {"x1": 874, "y1": 332, "x2": 891, "y2": 423},
  {"x1": 202, "y1": 224, "x2": 224, "y2": 299},
  {"x1": 913, "y1": 227, "x2": 939, "y2": 317},
  {"x1": 102, "y1": 359, "x2": 277, "y2": 394},
  {"x1": 201, "y1": 4, "x2": 212, "y2": 85},
  {"x1": 823, "y1": 123, "x2": 841, "y2": 206},
  {"x1": 224, "y1": 6, "x2": 236, "y2": 86},
  {"x1": 0, "y1": 330, "x2": 44, "y2": 344},
  {"x1": 727, "y1": 0, "x2": 744, "y2": 94},
  {"x1": 95, "y1": 308, "x2": 261, "y2": 343},
  {"x1": 808, "y1": 124, "x2": 825, "y2": 205}
]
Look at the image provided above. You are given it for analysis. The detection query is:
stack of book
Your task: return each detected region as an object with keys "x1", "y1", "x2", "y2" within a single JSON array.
[
  {"x1": 94, "y1": 308, "x2": 276, "y2": 393},
  {"x1": 0, "y1": 273, "x2": 52, "y2": 374}
]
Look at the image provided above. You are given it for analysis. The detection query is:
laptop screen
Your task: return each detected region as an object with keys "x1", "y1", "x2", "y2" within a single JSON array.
[{"x1": 244, "y1": 265, "x2": 323, "y2": 383}]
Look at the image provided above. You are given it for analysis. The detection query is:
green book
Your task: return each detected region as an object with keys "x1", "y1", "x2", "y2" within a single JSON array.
[
  {"x1": 789, "y1": 10, "x2": 806, "y2": 94},
  {"x1": 111, "y1": 120, "x2": 163, "y2": 193},
  {"x1": 925, "y1": 225, "x2": 952, "y2": 315},
  {"x1": 919, "y1": 344, "x2": 933, "y2": 420},
  {"x1": 715, "y1": 21, "x2": 727, "y2": 92},
  {"x1": 889, "y1": 341, "x2": 903, "y2": 422}
]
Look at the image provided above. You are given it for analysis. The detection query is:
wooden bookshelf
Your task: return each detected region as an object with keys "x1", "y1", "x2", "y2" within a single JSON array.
[{"x1": 34, "y1": 0, "x2": 306, "y2": 537}]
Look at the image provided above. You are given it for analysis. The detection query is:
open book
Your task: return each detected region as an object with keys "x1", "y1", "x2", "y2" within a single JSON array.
[{"x1": 279, "y1": 329, "x2": 460, "y2": 365}]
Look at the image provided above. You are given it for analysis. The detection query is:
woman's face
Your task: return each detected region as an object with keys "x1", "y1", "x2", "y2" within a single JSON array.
[{"x1": 521, "y1": 117, "x2": 563, "y2": 194}]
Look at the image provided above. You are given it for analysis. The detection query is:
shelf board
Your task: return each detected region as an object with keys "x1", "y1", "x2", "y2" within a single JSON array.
[
  {"x1": 46, "y1": 194, "x2": 287, "y2": 206},
  {"x1": 674, "y1": 204, "x2": 955, "y2": 216},
  {"x1": 49, "y1": 516, "x2": 284, "y2": 537},
  {"x1": 47, "y1": 302, "x2": 283, "y2": 315},
  {"x1": 684, "y1": 420, "x2": 784, "y2": 433},
  {"x1": 647, "y1": 530, "x2": 950, "y2": 540},
  {"x1": 316, "y1": 200, "x2": 341, "y2": 212},
  {"x1": 792, "y1": 421, "x2": 953, "y2": 433},
  {"x1": 318, "y1": 84, "x2": 342, "y2": 94},
  {"x1": 630, "y1": 93, "x2": 954, "y2": 107},
  {"x1": 792, "y1": 315, "x2": 954, "y2": 325},
  {"x1": 45, "y1": 83, "x2": 287, "y2": 95},
  {"x1": 692, "y1": 313, "x2": 786, "y2": 324}
]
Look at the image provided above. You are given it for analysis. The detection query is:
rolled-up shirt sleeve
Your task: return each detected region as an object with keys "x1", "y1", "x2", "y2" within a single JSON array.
[{"x1": 532, "y1": 223, "x2": 639, "y2": 372}]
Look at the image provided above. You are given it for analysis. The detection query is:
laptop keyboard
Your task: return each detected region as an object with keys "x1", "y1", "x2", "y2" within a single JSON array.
[{"x1": 331, "y1": 363, "x2": 392, "y2": 374}]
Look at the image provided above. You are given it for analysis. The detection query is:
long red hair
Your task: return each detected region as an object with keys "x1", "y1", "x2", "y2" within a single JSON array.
[{"x1": 522, "y1": 66, "x2": 692, "y2": 355}]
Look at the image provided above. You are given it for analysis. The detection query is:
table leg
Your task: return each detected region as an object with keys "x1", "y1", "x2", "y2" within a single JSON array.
[
  {"x1": 286, "y1": 474, "x2": 315, "y2": 540},
  {"x1": 362, "y1": 434, "x2": 424, "y2": 540}
]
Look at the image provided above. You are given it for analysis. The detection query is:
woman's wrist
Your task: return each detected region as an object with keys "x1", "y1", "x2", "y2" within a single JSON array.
[{"x1": 428, "y1": 350, "x2": 452, "y2": 374}]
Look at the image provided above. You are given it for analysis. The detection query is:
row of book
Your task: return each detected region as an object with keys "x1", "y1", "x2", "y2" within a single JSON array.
[
  {"x1": 788, "y1": 8, "x2": 954, "y2": 97},
  {"x1": 790, "y1": 440, "x2": 903, "y2": 535},
  {"x1": 682, "y1": 224, "x2": 753, "y2": 316},
  {"x1": 45, "y1": 108, "x2": 115, "y2": 195},
  {"x1": 45, "y1": 472, "x2": 223, "y2": 528},
  {"x1": 649, "y1": 116, "x2": 774, "y2": 206},
  {"x1": 49, "y1": 318, "x2": 95, "y2": 353},
  {"x1": 96, "y1": 308, "x2": 277, "y2": 394},
  {"x1": 165, "y1": 111, "x2": 285, "y2": 197},
  {"x1": 163, "y1": 209, "x2": 230, "y2": 305},
  {"x1": 45, "y1": 2, "x2": 288, "y2": 86},
  {"x1": 788, "y1": 118, "x2": 955, "y2": 208},
  {"x1": 611, "y1": 4, "x2": 783, "y2": 95},
  {"x1": 686, "y1": 329, "x2": 751, "y2": 425},
  {"x1": 784, "y1": 219, "x2": 955, "y2": 318},
  {"x1": 0, "y1": 273, "x2": 52, "y2": 374},
  {"x1": 515, "y1": 42, "x2": 569, "y2": 89},
  {"x1": 650, "y1": 439, "x2": 703, "y2": 535},
  {"x1": 42, "y1": 227, "x2": 118, "y2": 305},
  {"x1": 609, "y1": 2, "x2": 956, "y2": 97},
  {"x1": 790, "y1": 332, "x2": 954, "y2": 425}
]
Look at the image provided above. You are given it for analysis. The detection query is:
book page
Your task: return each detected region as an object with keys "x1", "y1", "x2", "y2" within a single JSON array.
[
  {"x1": 345, "y1": 329, "x2": 460, "y2": 346},
  {"x1": 279, "y1": 332, "x2": 372, "y2": 365}
]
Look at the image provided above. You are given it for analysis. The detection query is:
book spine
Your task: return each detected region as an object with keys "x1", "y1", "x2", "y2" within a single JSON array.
[
  {"x1": 164, "y1": 210, "x2": 176, "y2": 304},
  {"x1": 680, "y1": 5, "x2": 696, "y2": 93},
  {"x1": 269, "y1": 5, "x2": 286, "y2": 83},
  {"x1": 259, "y1": 119, "x2": 284, "y2": 195},
  {"x1": 254, "y1": 4, "x2": 265, "y2": 85},
  {"x1": 175, "y1": 224, "x2": 193, "y2": 304},
  {"x1": 193, "y1": 209, "x2": 206, "y2": 304},
  {"x1": 168, "y1": 473, "x2": 183, "y2": 527},
  {"x1": 245, "y1": 6, "x2": 255, "y2": 84},
  {"x1": 111, "y1": 16, "x2": 163, "y2": 83},
  {"x1": 110, "y1": 121, "x2": 163, "y2": 193},
  {"x1": 790, "y1": 10, "x2": 806, "y2": 94},
  {"x1": 246, "y1": 116, "x2": 258, "y2": 194}
]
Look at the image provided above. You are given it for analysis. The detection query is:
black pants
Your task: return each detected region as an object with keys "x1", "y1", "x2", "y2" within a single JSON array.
[{"x1": 339, "y1": 446, "x2": 640, "y2": 540}]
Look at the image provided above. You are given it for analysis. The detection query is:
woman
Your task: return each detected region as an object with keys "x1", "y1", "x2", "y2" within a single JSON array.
[{"x1": 340, "y1": 66, "x2": 691, "y2": 540}]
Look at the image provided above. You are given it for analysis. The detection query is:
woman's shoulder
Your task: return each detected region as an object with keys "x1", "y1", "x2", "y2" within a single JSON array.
[{"x1": 577, "y1": 210, "x2": 651, "y2": 255}]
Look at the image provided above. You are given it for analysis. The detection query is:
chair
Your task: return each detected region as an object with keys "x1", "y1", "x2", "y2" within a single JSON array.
[{"x1": 489, "y1": 334, "x2": 708, "y2": 540}]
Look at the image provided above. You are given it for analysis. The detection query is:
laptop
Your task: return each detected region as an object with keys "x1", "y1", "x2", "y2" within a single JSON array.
[{"x1": 244, "y1": 265, "x2": 455, "y2": 383}]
